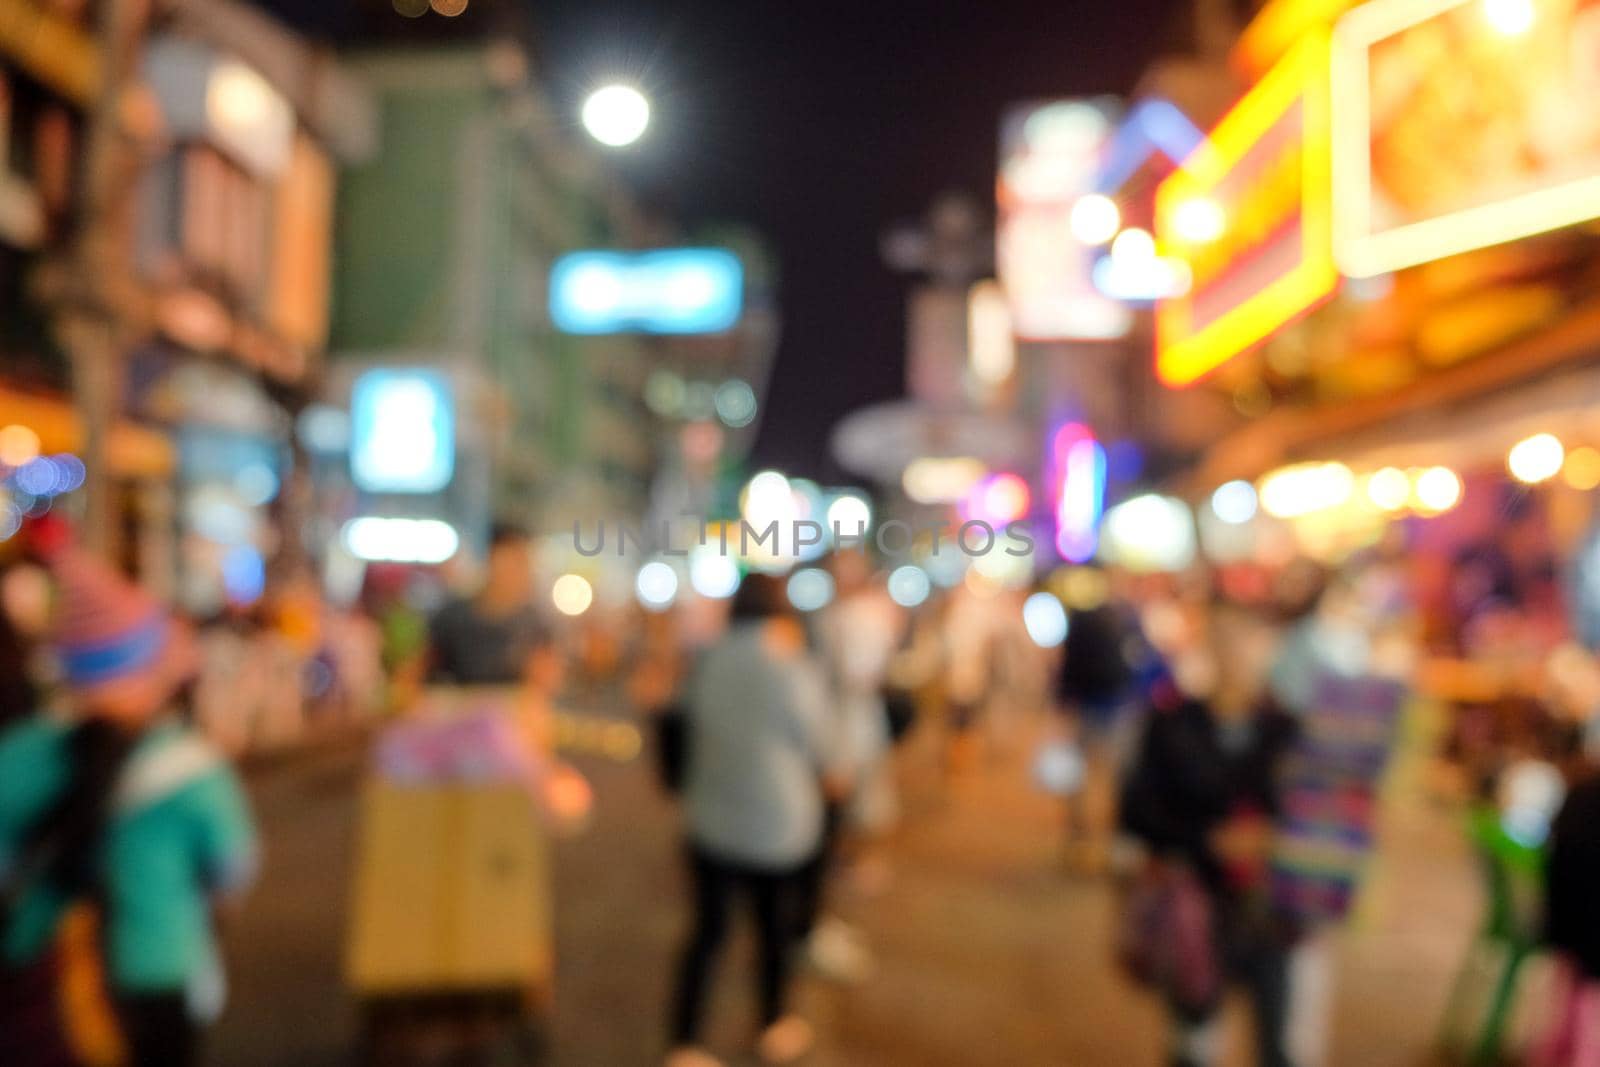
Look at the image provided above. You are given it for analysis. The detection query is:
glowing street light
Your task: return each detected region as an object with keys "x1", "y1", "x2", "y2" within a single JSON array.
[{"x1": 581, "y1": 84, "x2": 650, "y2": 147}]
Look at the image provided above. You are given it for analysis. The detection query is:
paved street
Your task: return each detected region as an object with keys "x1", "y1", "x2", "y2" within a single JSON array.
[{"x1": 211, "y1": 711, "x2": 1479, "y2": 1067}]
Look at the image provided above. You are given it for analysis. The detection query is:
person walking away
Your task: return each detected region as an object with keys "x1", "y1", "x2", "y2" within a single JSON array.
[
  {"x1": 0, "y1": 546, "x2": 258, "y2": 1067},
  {"x1": 1120, "y1": 607, "x2": 1300, "y2": 1067},
  {"x1": 796, "y1": 551, "x2": 903, "y2": 983},
  {"x1": 428, "y1": 522, "x2": 550, "y2": 688},
  {"x1": 667, "y1": 574, "x2": 841, "y2": 1067},
  {"x1": 1057, "y1": 579, "x2": 1143, "y2": 873}
]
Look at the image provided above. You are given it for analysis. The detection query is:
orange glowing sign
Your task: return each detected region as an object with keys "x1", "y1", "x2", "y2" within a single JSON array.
[
  {"x1": 1155, "y1": 34, "x2": 1338, "y2": 387},
  {"x1": 1234, "y1": 0, "x2": 1366, "y2": 77},
  {"x1": 1332, "y1": 0, "x2": 1600, "y2": 277}
]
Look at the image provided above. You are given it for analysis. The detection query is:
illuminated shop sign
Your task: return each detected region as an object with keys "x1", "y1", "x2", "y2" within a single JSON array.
[
  {"x1": 1155, "y1": 34, "x2": 1338, "y2": 387},
  {"x1": 1050, "y1": 422, "x2": 1105, "y2": 563},
  {"x1": 350, "y1": 369, "x2": 455, "y2": 494},
  {"x1": 549, "y1": 248, "x2": 743, "y2": 335},
  {"x1": 1233, "y1": 0, "x2": 1366, "y2": 76},
  {"x1": 1332, "y1": 0, "x2": 1600, "y2": 277},
  {"x1": 997, "y1": 100, "x2": 1132, "y2": 341}
]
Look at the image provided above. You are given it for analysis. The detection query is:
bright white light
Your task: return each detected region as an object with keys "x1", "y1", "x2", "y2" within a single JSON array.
[
  {"x1": 1093, "y1": 254, "x2": 1192, "y2": 302},
  {"x1": 1414, "y1": 466, "x2": 1464, "y2": 513},
  {"x1": 1096, "y1": 225, "x2": 1192, "y2": 301},
  {"x1": 1069, "y1": 194, "x2": 1121, "y2": 246},
  {"x1": 1210, "y1": 480, "x2": 1258, "y2": 525},
  {"x1": 1367, "y1": 467, "x2": 1410, "y2": 512},
  {"x1": 568, "y1": 263, "x2": 625, "y2": 312},
  {"x1": 1101, "y1": 494, "x2": 1197, "y2": 573},
  {"x1": 1259, "y1": 462, "x2": 1355, "y2": 519},
  {"x1": 1483, "y1": 0, "x2": 1535, "y2": 34},
  {"x1": 581, "y1": 84, "x2": 650, "y2": 147},
  {"x1": 1023, "y1": 591, "x2": 1069, "y2": 648},
  {"x1": 886, "y1": 565, "x2": 932, "y2": 608},
  {"x1": 786, "y1": 568, "x2": 835, "y2": 612},
  {"x1": 1110, "y1": 227, "x2": 1156, "y2": 263},
  {"x1": 204, "y1": 60, "x2": 292, "y2": 173},
  {"x1": 1171, "y1": 197, "x2": 1226, "y2": 243},
  {"x1": 350, "y1": 370, "x2": 454, "y2": 494},
  {"x1": 689, "y1": 546, "x2": 741, "y2": 599},
  {"x1": 1509, "y1": 433, "x2": 1564, "y2": 484},
  {"x1": 342, "y1": 517, "x2": 460, "y2": 564},
  {"x1": 635, "y1": 560, "x2": 680, "y2": 610},
  {"x1": 663, "y1": 267, "x2": 717, "y2": 312},
  {"x1": 740, "y1": 472, "x2": 797, "y2": 559},
  {"x1": 552, "y1": 573, "x2": 594, "y2": 616},
  {"x1": 826, "y1": 494, "x2": 871, "y2": 537}
]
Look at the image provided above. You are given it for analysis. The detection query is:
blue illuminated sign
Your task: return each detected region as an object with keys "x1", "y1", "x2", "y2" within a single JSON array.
[
  {"x1": 549, "y1": 248, "x2": 743, "y2": 335},
  {"x1": 350, "y1": 369, "x2": 455, "y2": 494}
]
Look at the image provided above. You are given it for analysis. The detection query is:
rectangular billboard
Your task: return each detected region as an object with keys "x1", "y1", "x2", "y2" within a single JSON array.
[
  {"x1": 1332, "y1": 0, "x2": 1600, "y2": 277},
  {"x1": 996, "y1": 100, "x2": 1131, "y2": 341},
  {"x1": 549, "y1": 248, "x2": 743, "y2": 335}
]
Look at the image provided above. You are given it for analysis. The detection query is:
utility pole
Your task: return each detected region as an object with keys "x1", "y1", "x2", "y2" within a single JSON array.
[{"x1": 47, "y1": 0, "x2": 150, "y2": 559}]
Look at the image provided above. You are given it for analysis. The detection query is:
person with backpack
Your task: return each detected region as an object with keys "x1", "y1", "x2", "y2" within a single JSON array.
[{"x1": 0, "y1": 545, "x2": 258, "y2": 1067}]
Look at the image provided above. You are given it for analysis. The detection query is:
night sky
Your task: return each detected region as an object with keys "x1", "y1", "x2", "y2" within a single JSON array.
[{"x1": 262, "y1": 0, "x2": 1186, "y2": 479}]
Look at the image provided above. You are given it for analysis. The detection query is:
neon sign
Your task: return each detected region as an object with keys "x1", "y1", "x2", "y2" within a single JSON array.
[
  {"x1": 1155, "y1": 34, "x2": 1338, "y2": 387},
  {"x1": 549, "y1": 248, "x2": 743, "y2": 335},
  {"x1": 1051, "y1": 422, "x2": 1105, "y2": 563}
]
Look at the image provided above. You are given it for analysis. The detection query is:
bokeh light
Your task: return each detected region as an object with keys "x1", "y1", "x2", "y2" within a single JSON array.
[
  {"x1": 714, "y1": 379, "x2": 758, "y2": 428},
  {"x1": 1413, "y1": 466, "x2": 1464, "y2": 513},
  {"x1": 1069, "y1": 193, "x2": 1121, "y2": 245},
  {"x1": 786, "y1": 568, "x2": 835, "y2": 612},
  {"x1": 1508, "y1": 433, "x2": 1564, "y2": 484},
  {"x1": 552, "y1": 573, "x2": 594, "y2": 616},
  {"x1": 1210, "y1": 479, "x2": 1258, "y2": 524},
  {"x1": 635, "y1": 561, "x2": 679, "y2": 611},
  {"x1": 886, "y1": 565, "x2": 931, "y2": 608},
  {"x1": 1565, "y1": 446, "x2": 1600, "y2": 491},
  {"x1": 1366, "y1": 467, "x2": 1410, "y2": 512},
  {"x1": 689, "y1": 546, "x2": 741, "y2": 599},
  {"x1": 1022, "y1": 591, "x2": 1069, "y2": 647},
  {"x1": 0, "y1": 424, "x2": 40, "y2": 467}
]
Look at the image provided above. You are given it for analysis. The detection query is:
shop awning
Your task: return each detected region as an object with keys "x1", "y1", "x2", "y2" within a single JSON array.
[
  {"x1": 1191, "y1": 299, "x2": 1600, "y2": 489},
  {"x1": 0, "y1": 388, "x2": 175, "y2": 478}
]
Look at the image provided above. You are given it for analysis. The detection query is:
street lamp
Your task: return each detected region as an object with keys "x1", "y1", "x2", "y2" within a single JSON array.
[{"x1": 581, "y1": 84, "x2": 650, "y2": 147}]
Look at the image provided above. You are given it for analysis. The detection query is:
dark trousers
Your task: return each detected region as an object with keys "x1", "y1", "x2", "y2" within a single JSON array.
[
  {"x1": 1170, "y1": 913, "x2": 1294, "y2": 1067},
  {"x1": 794, "y1": 801, "x2": 844, "y2": 944},
  {"x1": 116, "y1": 991, "x2": 197, "y2": 1067},
  {"x1": 670, "y1": 846, "x2": 804, "y2": 1046}
]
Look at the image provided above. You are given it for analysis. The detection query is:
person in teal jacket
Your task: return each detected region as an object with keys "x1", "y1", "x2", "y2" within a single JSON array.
[{"x1": 0, "y1": 544, "x2": 257, "y2": 1067}]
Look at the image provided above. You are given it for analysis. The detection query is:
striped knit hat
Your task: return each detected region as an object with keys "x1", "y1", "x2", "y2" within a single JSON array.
[{"x1": 45, "y1": 546, "x2": 196, "y2": 702}]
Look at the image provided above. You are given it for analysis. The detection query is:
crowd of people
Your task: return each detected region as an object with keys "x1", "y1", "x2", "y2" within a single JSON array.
[{"x1": 10, "y1": 512, "x2": 1600, "y2": 1066}]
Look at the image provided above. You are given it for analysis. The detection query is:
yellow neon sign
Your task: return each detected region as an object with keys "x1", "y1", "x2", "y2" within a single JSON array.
[
  {"x1": 1156, "y1": 34, "x2": 1337, "y2": 388},
  {"x1": 1234, "y1": 0, "x2": 1365, "y2": 77},
  {"x1": 1331, "y1": 0, "x2": 1600, "y2": 278}
]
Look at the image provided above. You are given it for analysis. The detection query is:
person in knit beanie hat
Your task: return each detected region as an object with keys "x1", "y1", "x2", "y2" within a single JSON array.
[{"x1": 0, "y1": 525, "x2": 257, "y2": 1067}]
